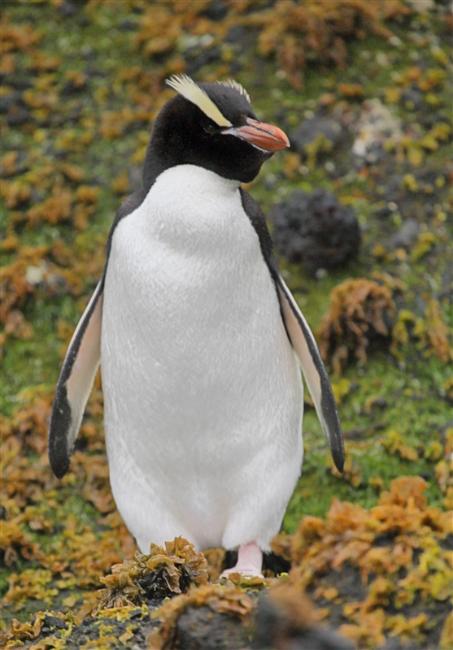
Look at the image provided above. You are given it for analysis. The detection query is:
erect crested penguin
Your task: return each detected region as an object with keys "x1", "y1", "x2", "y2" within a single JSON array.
[{"x1": 48, "y1": 75, "x2": 344, "y2": 577}]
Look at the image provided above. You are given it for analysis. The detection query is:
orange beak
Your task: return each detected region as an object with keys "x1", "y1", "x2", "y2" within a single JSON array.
[{"x1": 223, "y1": 117, "x2": 290, "y2": 152}]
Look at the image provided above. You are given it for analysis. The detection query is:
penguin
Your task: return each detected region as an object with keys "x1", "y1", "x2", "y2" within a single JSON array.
[{"x1": 48, "y1": 75, "x2": 344, "y2": 578}]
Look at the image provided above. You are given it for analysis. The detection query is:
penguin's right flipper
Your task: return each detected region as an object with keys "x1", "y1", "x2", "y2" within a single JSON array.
[{"x1": 48, "y1": 282, "x2": 103, "y2": 478}]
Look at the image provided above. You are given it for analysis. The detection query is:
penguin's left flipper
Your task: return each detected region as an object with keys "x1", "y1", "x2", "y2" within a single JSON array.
[
  {"x1": 276, "y1": 276, "x2": 345, "y2": 473},
  {"x1": 48, "y1": 281, "x2": 103, "y2": 478}
]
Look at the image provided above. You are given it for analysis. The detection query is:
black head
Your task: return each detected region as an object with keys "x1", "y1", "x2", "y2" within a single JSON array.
[{"x1": 143, "y1": 76, "x2": 289, "y2": 187}]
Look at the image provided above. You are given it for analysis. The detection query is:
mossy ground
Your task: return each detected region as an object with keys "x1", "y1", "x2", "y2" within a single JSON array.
[{"x1": 0, "y1": 1, "x2": 451, "y2": 648}]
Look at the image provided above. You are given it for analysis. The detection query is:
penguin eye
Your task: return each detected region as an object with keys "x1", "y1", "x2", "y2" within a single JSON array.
[{"x1": 203, "y1": 122, "x2": 218, "y2": 135}]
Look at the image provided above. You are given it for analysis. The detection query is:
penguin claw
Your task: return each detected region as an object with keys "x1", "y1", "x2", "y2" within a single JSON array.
[{"x1": 219, "y1": 541, "x2": 264, "y2": 580}]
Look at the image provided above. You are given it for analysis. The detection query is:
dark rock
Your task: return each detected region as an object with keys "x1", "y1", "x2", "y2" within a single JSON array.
[
  {"x1": 119, "y1": 18, "x2": 138, "y2": 31},
  {"x1": 61, "y1": 82, "x2": 84, "y2": 97},
  {"x1": 185, "y1": 45, "x2": 222, "y2": 76},
  {"x1": 378, "y1": 640, "x2": 414, "y2": 650},
  {"x1": 373, "y1": 205, "x2": 394, "y2": 220},
  {"x1": 228, "y1": 59, "x2": 244, "y2": 75},
  {"x1": 42, "y1": 615, "x2": 66, "y2": 631},
  {"x1": 47, "y1": 611, "x2": 157, "y2": 649},
  {"x1": 0, "y1": 92, "x2": 23, "y2": 114},
  {"x1": 322, "y1": 563, "x2": 366, "y2": 603},
  {"x1": 174, "y1": 606, "x2": 251, "y2": 650},
  {"x1": 440, "y1": 534, "x2": 453, "y2": 551},
  {"x1": 270, "y1": 189, "x2": 361, "y2": 274},
  {"x1": 253, "y1": 593, "x2": 354, "y2": 650},
  {"x1": 6, "y1": 106, "x2": 30, "y2": 127},
  {"x1": 200, "y1": 0, "x2": 229, "y2": 21},
  {"x1": 401, "y1": 86, "x2": 424, "y2": 111},
  {"x1": 241, "y1": 0, "x2": 274, "y2": 14},
  {"x1": 378, "y1": 639, "x2": 429, "y2": 650},
  {"x1": 58, "y1": 1, "x2": 80, "y2": 18},
  {"x1": 8, "y1": 77, "x2": 33, "y2": 91},
  {"x1": 290, "y1": 116, "x2": 345, "y2": 155},
  {"x1": 226, "y1": 25, "x2": 249, "y2": 45}
]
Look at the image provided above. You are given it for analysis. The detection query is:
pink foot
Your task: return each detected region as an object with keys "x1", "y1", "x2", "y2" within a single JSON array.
[{"x1": 220, "y1": 542, "x2": 263, "y2": 579}]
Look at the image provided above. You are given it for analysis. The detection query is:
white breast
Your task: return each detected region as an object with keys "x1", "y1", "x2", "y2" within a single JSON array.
[{"x1": 101, "y1": 165, "x2": 303, "y2": 552}]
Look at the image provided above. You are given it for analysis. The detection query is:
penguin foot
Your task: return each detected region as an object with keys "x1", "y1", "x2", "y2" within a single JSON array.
[
  {"x1": 220, "y1": 541, "x2": 263, "y2": 579},
  {"x1": 220, "y1": 566, "x2": 264, "y2": 579}
]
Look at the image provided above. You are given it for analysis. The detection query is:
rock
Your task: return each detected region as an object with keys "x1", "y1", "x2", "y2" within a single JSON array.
[
  {"x1": 42, "y1": 615, "x2": 65, "y2": 631},
  {"x1": 200, "y1": 0, "x2": 229, "y2": 21},
  {"x1": 270, "y1": 189, "x2": 361, "y2": 274},
  {"x1": 253, "y1": 590, "x2": 354, "y2": 650},
  {"x1": 186, "y1": 45, "x2": 222, "y2": 76},
  {"x1": 389, "y1": 219, "x2": 420, "y2": 249},
  {"x1": 290, "y1": 116, "x2": 345, "y2": 155},
  {"x1": 173, "y1": 606, "x2": 251, "y2": 650},
  {"x1": 0, "y1": 91, "x2": 23, "y2": 114},
  {"x1": 6, "y1": 106, "x2": 30, "y2": 127},
  {"x1": 119, "y1": 18, "x2": 138, "y2": 31},
  {"x1": 352, "y1": 99, "x2": 402, "y2": 162},
  {"x1": 58, "y1": 1, "x2": 79, "y2": 17},
  {"x1": 401, "y1": 86, "x2": 425, "y2": 111},
  {"x1": 225, "y1": 25, "x2": 249, "y2": 45}
]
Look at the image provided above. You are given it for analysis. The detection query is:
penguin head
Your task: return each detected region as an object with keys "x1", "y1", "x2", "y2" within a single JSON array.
[{"x1": 145, "y1": 75, "x2": 289, "y2": 184}]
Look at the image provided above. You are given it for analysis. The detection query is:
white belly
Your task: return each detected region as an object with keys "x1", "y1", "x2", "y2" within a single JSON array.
[{"x1": 101, "y1": 165, "x2": 303, "y2": 551}]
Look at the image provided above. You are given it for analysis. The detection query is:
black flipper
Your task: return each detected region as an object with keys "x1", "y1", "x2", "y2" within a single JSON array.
[
  {"x1": 240, "y1": 188, "x2": 344, "y2": 472},
  {"x1": 276, "y1": 277, "x2": 344, "y2": 472},
  {"x1": 48, "y1": 282, "x2": 103, "y2": 478}
]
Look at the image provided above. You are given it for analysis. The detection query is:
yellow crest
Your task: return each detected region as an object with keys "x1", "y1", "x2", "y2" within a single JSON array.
[
  {"x1": 166, "y1": 74, "x2": 233, "y2": 128},
  {"x1": 217, "y1": 79, "x2": 251, "y2": 103}
]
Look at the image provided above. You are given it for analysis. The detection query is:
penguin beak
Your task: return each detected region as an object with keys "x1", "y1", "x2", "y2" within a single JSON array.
[{"x1": 222, "y1": 117, "x2": 290, "y2": 152}]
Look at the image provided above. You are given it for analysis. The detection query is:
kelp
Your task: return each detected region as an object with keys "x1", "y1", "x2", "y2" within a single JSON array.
[
  {"x1": 96, "y1": 537, "x2": 209, "y2": 609},
  {"x1": 392, "y1": 298, "x2": 452, "y2": 363},
  {"x1": 318, "y1": 279, "x2": 396, "y2": 373},
  {"x1": 133, "y1": 0, "x2": 414, "y2": 88},
  {"x1": 0, "y1": 516, "x2": 39, "y2": 568},
  {"x1": 0, "y1": 246, "x2": 47, "y2": 351},
  {"x1": 249, "y1": 0, "x2": 411, "y2": 87}
]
